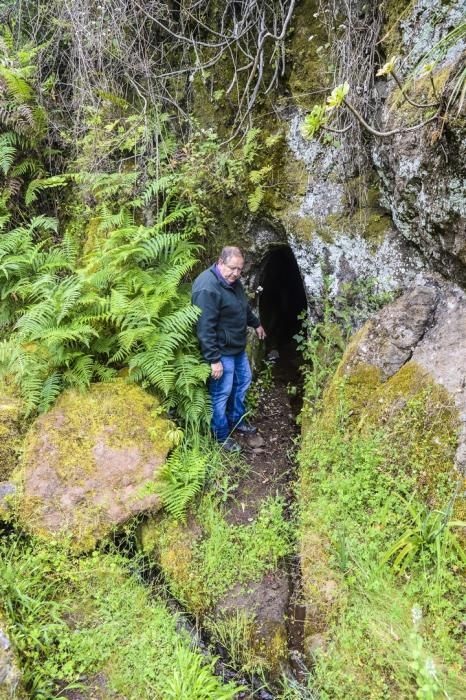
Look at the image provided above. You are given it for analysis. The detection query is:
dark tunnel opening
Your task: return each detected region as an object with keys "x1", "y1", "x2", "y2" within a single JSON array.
[{"x1": 258, "y1": 246, "x2": 307, "y2": 354}]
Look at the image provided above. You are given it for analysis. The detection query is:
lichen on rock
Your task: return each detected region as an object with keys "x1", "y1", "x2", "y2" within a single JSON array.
[
  {"x1": 373, "y1": 0, "x2": 466, "y2": 285},
  {"x1": 13, "y1": 380, "x2": 174, "y2": 551}
]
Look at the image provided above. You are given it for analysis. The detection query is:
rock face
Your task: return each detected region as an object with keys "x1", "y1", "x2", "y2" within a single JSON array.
[
  {"x1": 347, "y1": 273, "x2": 466, "y2": 472},
  {"x1": 372, "y1": 0, "x2": 466, "y2": 285},
  {"x1": 285, "y1": 117, "x2": 426, "y2": 316},
  {"x1": 14, "y1": 381, "x2": 172, "y2": 550},
  {"x1": 0, "y1": 616, "x2": 25, "y2": 700}
]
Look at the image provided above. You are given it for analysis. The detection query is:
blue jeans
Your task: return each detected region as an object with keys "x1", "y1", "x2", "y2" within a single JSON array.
[{"x1": 209, "y1": 351, "x2": 252, "y2": 442}]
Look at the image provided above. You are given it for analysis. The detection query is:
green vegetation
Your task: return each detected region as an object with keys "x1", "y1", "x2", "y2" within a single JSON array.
[
  {"x1": 298, "y1": 345, "x2": 465, "y2": 698},
  {"x1": 0, "y1": 530, "x2": 241, "y2": 699},
  {"x1": 0, "y1": 207, "x2": 210, "y2": 422},
  {"x1": 143, "y1": 491, "x2": 294, "y2": 614},
  {"x1": 149, "y1": 442, "x2": 208, "y2": 522},
  {"x1": 140, "y1": 434, "x2": 295, "y2": 684},
  {"x1": 1, "y1": 2, "x2": 465, "y2": 697}
]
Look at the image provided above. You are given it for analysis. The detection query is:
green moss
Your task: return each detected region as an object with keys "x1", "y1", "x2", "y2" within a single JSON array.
[
  {"x1": 286, "y1": 0, "x2": 331, "y2": 109},
  {"x1": 0, "y1": 385, "x2": 23, "y2": 481},
  {"x1": 364, "y1": 362, "x2": 460, "y2": 503},
  {"x1": 382, "y1": 0, "x2": 415, "y2": 58},
  {"x1": 0, "y1": 535, "x2": 240, "y2": 699},
  {"x1": 387, "y1": 65, "x2": 451, "y2": 128},
  {"x1": 283, "y1": 212, "x2": 316, "y2": 241},
  {"x1": 22, "y1": 381, "x2": 170, "y2": 481},
  {"x1": 15, "y1": 380, "x2": 173, "y2": 550}
]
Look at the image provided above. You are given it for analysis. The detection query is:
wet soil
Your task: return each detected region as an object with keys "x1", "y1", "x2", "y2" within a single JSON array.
[
  {"x1": 223, "y1": 347, "x2": 308, "y2": 689},
  {"x1": 225, "y1": 358, "x2": 299, "y2": 527}
]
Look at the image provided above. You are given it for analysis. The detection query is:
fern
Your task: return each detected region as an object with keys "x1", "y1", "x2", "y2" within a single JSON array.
[
  {"x1": 247, "y1": 185, "x2": 264, "y2": 213},
  {"x1": 25, "y1": 175, "x2": 68, "y2": 205},
  {"x1": 0, "y1": 193, "x2": 211, "y2": 423},
  {"x1": 155, "y1": 445, "x2": 207, "y2": 521}
]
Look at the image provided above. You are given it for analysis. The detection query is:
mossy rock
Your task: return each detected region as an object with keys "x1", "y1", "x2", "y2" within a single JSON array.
[
  {"x1": 141, "y1": 495, "x2": 293, "y2": 677},
  {"x1": 13, "y1": 381, "x2": 174, "y2": 551},
  {"x1": 298, "y1": 277, "x2": 465, "y2": 683},
  {"x1": 211, "y1": 571, "x2": 290, "y2": 678},
  {"x1": 0, "y1": 385, "x2": 23, "y2": 482},
  {"x1": 0, "y1": 613, "x2": 26, "y2": 700}
]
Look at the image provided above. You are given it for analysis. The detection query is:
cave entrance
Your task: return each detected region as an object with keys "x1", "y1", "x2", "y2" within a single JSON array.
[{"x1": 258, "y1": 246, "x2": 307, "y2": 355}]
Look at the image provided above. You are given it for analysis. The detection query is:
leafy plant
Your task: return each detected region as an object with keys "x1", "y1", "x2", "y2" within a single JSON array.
[
  {"x1": 0, "y1": 29, "x2": 48, "y2": 214},
  {"x1": 155, "y1": 445, "x2": 208, "y2": 521},
  {"x1": 301, "y1": 104, "x2": 327, "y2": 139},
  {"x1": 381, "y1": 494, "x2": 466, "y2": 575},
  {"x1": 325, "y1": 82, "x2": 349, "y2": 110},
  {"x1": 247, "y1": 164, "x2": 272, "y2": 213},
  {"x1": 161, "y1": 644, "x2": 243, "y2": 700},
  {"x1": 0, "y1": 186, "x2": 211, "y2": 423}
]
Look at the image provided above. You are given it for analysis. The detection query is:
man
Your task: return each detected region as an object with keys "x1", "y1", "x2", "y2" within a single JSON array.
[{"x1": 192, "y1": 246, "x2": 266, "y2": 451}]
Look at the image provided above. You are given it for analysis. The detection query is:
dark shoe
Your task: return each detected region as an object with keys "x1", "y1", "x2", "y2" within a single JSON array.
[
  {"x1": 235, "y1": 422, "x2": 258, "y2": 435},
  {"x1": 221, "y1": 437, "x2": 242, "y2": 453}
]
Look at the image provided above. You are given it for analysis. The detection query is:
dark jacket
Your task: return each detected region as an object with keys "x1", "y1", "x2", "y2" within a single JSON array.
[{"x1": 192, "y1": 265, "x2": 260, "y2": 363}]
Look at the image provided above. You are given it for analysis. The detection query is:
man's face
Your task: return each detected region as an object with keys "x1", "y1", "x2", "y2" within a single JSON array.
[{"x1": 218, "y1": 255, "x2": 244, "y2": 284}]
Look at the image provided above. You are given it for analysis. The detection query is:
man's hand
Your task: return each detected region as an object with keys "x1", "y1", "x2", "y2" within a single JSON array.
[
  {"x1": 255, "y1": 325, "x2": 266, "y2": 340},
  {"x1": 211, "y1": 361, "x2": 223, "y2": 380}
]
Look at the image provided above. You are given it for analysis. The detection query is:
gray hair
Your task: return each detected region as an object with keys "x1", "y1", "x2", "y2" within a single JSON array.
[{"x1": 219, "y1": 246, "x2": 244, "y2": 263}]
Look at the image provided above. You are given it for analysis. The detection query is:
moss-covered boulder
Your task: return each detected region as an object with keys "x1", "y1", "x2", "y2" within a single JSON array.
[
  {"x1": 298, "y1": 274, "x2": 466, "y2": 696},
  {"x1": 13, "y1": 381, "x2": 173, "y2": 551}
]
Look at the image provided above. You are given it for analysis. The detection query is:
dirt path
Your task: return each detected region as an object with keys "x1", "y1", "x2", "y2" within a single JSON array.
[
  {"x1": 226, "y1": 349, "x2": 301, "y2": 527},
  {"x1": 219, "y1": 351, "x2": 307, "y2": 695}
]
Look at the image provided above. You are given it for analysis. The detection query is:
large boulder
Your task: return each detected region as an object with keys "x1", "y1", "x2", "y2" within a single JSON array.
[
  {"x1": 13, "y1": 381, "x2": 173, "y2": 551},
  {"x1": 298, "y1": 274, "x2": 465, "y2": 694},
  {"x1": 342, "y1": 273, "x2": 466, "y2": 473}
]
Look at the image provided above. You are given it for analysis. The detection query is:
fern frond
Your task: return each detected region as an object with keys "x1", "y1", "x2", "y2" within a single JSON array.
[
  {"x1": 36, "y1": 371, "x2": 62, "y2": 414},
  {"x1": 247, "y1": 185, "x2": 264, "y2": 213},
  {"x1": 25, "y1": 175, "x2": 68, "y2": 205},
  {"x1": 155, "y1": 446, "x2": 207, "y2": 521},
  {"x1": 0, "y1": 66, "x2": 34, "y2": 102},
  {"x1": 0, "y1": 144, "x2": 16, "y2": 175}
]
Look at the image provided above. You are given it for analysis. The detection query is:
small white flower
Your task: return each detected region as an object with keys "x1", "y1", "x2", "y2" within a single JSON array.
[
  {"x1": 411, "y1": 604, "x2": 423, "y2": 627},
  {"x1": 425, "y1": 657, "x2": 437, "y2": 678}
]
